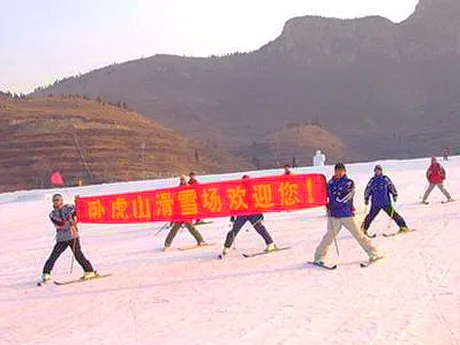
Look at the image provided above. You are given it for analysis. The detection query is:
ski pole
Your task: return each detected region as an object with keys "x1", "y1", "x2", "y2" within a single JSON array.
[
  {"x1": 419, "y1": 182, "x2": 429, "y2": 201},
  {"x1": 154, "y1": 222, "x2": 170, "y2": 237},
  {"x1": 69, "y1": 222, "x2": 78, "y2": 275},
  {"x1": 333, "y1": 235, "x2": 340, "y2": 258}
]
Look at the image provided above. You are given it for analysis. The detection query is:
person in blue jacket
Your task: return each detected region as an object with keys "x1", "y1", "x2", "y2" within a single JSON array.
[
  {"x1": 219, "y1": 175, "x2": 277, "y2": 258},
  {"x1": 362, "y1": 165, "x2": 409, "y2": 236},
  {"x1": 314, "y1": 163, "x2": 381, "y2": 264}
]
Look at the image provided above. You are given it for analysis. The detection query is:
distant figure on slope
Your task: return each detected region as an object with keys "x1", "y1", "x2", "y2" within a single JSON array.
[
  {"x1": 283, "y1": 164, "x2": 292, "y2": 175},
  {"x1": 362, "y1": 165, "x2": 410, "y2": 237},
  {"x1": 219, "y1": 175, "x2": 277, "y2": 258},
  {"x1": 188, "y1": 172, "x2": 199, "y2": 186},
  {"x1": 422, "y1": 157, "x2": 453, "y2": 204},
  {"x1": 313, "y1": 150, "x2": 326, "y2": 167},
  {"x1": 39, "y1": 194, "x2": 96, "y2": 284},
  {"x1": 188, "y1": 171, "x2": 205, "y2": 225},
  {"x1": 443, "y1": 148, "x2": 449, "y2": 161},
  {"x1": 313, "y1": 163, "x2": 382, "y2": 266},
  {"x1": 164, "y1": 175, "x2": 208, "y2": 250}
]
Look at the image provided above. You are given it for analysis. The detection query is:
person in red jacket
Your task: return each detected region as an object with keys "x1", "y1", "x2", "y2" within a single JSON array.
[
  {"x1": 422, "y1": 157, "x2": 453, "y2": 204},
  {"x1": 188, "y1": 172, "x2": 199, "y2": 186},
  {"x1": 188, "y1": 172, "x2": 204, "y2": 224}
]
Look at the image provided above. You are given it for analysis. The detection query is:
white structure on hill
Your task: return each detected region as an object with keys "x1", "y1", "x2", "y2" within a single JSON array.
[{"x1": 313, "y1": 150, "x2": 326, "y2": 167}]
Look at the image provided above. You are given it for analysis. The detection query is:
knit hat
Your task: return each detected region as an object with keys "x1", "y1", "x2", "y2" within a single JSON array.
[{"x1": 374, "y1": 165, "x2": 383, "y2": 172}]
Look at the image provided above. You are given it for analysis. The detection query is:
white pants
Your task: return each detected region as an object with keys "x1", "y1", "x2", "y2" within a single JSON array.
[{"x1": 314, "y1": 217, "x2": 379, "y2": 261}]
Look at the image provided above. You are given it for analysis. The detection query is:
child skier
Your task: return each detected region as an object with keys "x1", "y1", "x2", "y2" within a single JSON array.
[
  {"x1": 219, "y1": 175, "x2": 277, "y2": 258},
  {"x1": 164, "y1": 175, "x2": 208, "y2": 250},
  {"x1": 362, "y1": 165, "x2": 410, "y2": 236},
  {"x1": 313, "y1": 163, "x2": 382, "y2": 267},
  {"x1": 422, "y1": 157, "x2": 453, "y2": 204},
  {"x1": 39, "y1": 193, "x2": 96, "y2": 284}
]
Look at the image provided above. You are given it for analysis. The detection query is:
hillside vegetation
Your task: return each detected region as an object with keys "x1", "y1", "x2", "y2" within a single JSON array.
[{"x1": 0, "y1": 95, "x2": 250, "y2": 192}]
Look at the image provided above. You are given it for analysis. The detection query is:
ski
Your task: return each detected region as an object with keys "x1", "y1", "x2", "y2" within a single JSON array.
[
  {"x1": 177, "y1": 243, "x2": 215, "y2": 251},
  {"x1": 37, "y1": 280, "x2": 53, "y2": 287},
  {"x1": 54, "y1": 273, "x2": 112, "y2": 286},
  {"x1": 194, "y1": 221, "x2": 214, "y2": 226},
  {"x1": 307, "y1": 261, "x2": 338, "y2": 270},
  {"x1": 360, "y1": 256, "x2": 384, "y2": 268},
  {"x1": 365, "y1": 233, "x2": 377, "y2": 239},
  {"x1": 242, "y1": 246, "x2": 290, "y2": 258},
  {"x1": 441, "y1": 200, "x2": 455, "y2": 204},
  {"x1": 382, "y1": 229, "x2": 417, "y2": 238}
]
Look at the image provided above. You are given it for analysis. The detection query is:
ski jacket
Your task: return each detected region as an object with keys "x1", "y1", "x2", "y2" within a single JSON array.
[
  {"x1": 364, "y1": 175, "x2": 398, "y2": 207},
  {"x1": 426, "y1": 163, "x2": 446, "y2": 184},
  {"x1": 327, "y1": 175, "x2": 355, "y2": 218},
  {"x1": 49, "y1": 204, "x2": 79, "y2": 242}
]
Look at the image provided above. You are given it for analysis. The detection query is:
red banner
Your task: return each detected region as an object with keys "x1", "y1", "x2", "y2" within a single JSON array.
[{"x1": 76, "y1": 174, "x2": 327, "y2": 224}]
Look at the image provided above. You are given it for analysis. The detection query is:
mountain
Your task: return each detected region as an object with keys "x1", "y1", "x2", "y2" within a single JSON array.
[
  {"x1": 0, "y1": 95, "x2": 250, "y2": 192},
  {"x1": 32, "y1": 0, "x2": 460, "y2": 161}
]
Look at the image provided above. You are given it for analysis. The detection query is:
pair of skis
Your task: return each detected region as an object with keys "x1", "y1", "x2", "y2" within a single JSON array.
[
  {"x1": 38, "y1": 273, "x2": 112, "y2": 286},
  {"x1": 307, "y1": 256, "x2": 384, "y2": 270},
  {"x1": 218, "y1": 246, "x2": 291, "y2": 259},
  {"x1": 365, "y1": 229, "x2": 417, "y2": 239}
]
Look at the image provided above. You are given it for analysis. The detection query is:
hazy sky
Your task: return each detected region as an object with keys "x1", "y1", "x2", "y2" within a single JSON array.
[{"x1": 1, "y1": 0, "x2": 419, "y2": 93}]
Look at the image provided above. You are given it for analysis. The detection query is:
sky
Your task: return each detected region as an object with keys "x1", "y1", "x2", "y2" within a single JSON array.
[{"x1": 0, "y1": 0, "x2": 419, "y2": 93}]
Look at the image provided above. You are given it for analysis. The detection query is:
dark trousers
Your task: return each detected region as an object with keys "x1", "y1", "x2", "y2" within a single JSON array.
[
  {"x1": 224, "y1": 215, "x2": 274, "y2": 249},
  {"x1": 363, "y1": 205, "x2": 407, "y2": 230},
  {"x1": 164, "y1": 222, "x2": 204, "y2": 247},
  {"x1": 43, "y1": 238, "x2": 94, "y2": 274}
]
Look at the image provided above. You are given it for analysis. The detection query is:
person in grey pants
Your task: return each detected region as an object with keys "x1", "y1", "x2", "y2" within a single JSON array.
[
  {"x1": 163, "y1": 175, "x2": 207, "y2": 250},
  {"x1": 40, "y1": 194, "x2": 96, "y2": 284},
  {"x1": 422, "y1": 157, "x2": 453, "y2": 204}
]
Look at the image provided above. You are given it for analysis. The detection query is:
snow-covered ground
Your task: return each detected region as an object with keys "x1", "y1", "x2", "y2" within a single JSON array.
[{"x1": 1, "y1": 157, "x2": 459, "y2": 345}]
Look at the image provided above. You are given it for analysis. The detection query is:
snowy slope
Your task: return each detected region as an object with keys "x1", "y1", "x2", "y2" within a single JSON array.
[{"x1": 1, "y1": 157, "x2": 459, "y2": 345}]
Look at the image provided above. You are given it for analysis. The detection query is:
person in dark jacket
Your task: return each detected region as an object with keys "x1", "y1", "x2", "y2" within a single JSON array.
[
  {"x1": 362, "y1": 165, "x2": 409, "y2": 236},
  {"x1": 283, "y1": 164, "x2": 292, "y2": 176},
  {"x1": 164, "y1": 175, "x2": 207, "y2": 250},
  {"x1": 422, "y1": 157, "x2": 453, "y2": 204},
  {"x1": 39, "y1": 193, "x2": 96, "y2": 284},
  {"x1": 188, "y1": 172, "x2": 199, "y2": 186},
  {"x1": 314, "y1": 163, "x2": 381, "y2": 264},
  {"x1": 219, "y1": 175, "x2": 277, "y2": 257}
]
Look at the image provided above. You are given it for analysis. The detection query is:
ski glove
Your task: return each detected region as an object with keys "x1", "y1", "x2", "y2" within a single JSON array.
[
  {"x1": 393, "y1": 196, "x2": 398, "y2": 203},
  {"x1": 364, "y1": 199, "x2": 369, "y2": 206}
]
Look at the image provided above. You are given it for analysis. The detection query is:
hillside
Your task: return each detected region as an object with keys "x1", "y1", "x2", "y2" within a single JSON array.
[
  {"x1": 32, "y1": 0, "x2": 460, "y2": 162},
  {"x1": 1, "y1": 157, "x2": 459, "y2": 344},
  {"x1": 0, "y1": 95, "x2": 251, "y2": 192},
  {"x1": 239, "y1": 125, "x2": 347, "y2": 168}
]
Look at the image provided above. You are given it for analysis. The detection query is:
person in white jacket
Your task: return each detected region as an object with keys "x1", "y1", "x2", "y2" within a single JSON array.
[{"x1": 313, "y1": 150, "x2": 326, "y2": 167}]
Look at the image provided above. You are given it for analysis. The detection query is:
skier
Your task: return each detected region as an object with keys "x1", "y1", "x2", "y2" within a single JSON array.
[
  {"x1": 313, "y1": 163, "x2": 382, "y2": 266},
  {"x1": 362, "y1": 165, "x2": 410, "y2": 236},
  {"x1": 219, "y1": 175, "x2": 277, "y2": 258},
  {"x1": 422, "y1": 157, "x2": 453, "y2": 204},
  {"x1": 188, "y1": 172, "x2": 205, "y2": 224},
  {"x1": 443, "y1": 148, "x2": 449, "y2": 161},
  {"x1": 39, "y1": 193, "x2": 96, "y2": 284},
  {"x1": 164, "y1": 175, "x2": 208, "y2": 250},
  {"x1": 283, "y1": 164, "x2": 292, "y2": 175},
  {"x1": 188, "y1": 172, "x2": 199, "y2": 185}
]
